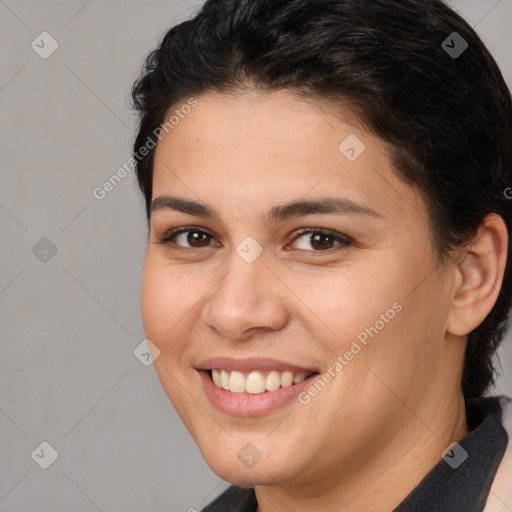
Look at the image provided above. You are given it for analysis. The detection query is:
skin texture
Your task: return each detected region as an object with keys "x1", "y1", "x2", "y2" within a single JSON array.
[{"x1": 141, "y1": 89, "x2": 508, "y2": 511}]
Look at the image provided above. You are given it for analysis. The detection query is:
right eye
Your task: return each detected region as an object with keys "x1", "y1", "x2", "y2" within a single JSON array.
[{"x1": 158, "y1": 226, "x2": 217, "y2": 249}]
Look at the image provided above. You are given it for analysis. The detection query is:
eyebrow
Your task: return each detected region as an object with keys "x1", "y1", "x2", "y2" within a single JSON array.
[{"x1": 150, "y1": 195, "x2": 383, "y2": 225}]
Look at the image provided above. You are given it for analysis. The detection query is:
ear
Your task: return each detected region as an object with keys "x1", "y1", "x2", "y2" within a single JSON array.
[{"x1": 447, "y1": 213, "x2": 508, "y2": 336}]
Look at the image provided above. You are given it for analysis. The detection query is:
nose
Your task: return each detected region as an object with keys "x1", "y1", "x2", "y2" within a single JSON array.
[{"x1": 200, "y1": 249, "x2": 290, "y2": 341}]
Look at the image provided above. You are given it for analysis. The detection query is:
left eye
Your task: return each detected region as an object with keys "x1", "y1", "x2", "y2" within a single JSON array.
[
  {"x1": 158, "y1": 227, "x2": 352, "y2": 252},
  {"x1": 289, "y1": 228, "x2": 352, "y2": 252}
]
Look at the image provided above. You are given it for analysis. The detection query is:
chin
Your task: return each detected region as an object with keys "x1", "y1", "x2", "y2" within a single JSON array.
[
  {"x1": 197, "y1": 436, "x2": 300, "y2": 488},
  {"x1": 206, "y1": 458, "x2": 288, "y2": 488}
]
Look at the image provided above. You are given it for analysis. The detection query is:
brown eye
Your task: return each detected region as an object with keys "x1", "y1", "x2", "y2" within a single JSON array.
[
  {"x1": 289, "y1": 228, "x2": 352, "y2": 252},
  {"x1": 182, "y1": 230, "x2": 212, "y2": 248},
  {"x1": 159, "y1": 227, "x2": 215, "y2": 248}
]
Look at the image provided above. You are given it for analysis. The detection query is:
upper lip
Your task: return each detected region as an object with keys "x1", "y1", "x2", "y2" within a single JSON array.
[{"x1": 196, "y1": 357, "x2": 319, "y2": 374}]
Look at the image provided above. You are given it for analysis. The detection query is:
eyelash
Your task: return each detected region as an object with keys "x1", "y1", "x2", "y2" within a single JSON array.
[{"x1": 157, "y1": 225, "x2": 353, "y2": 253}]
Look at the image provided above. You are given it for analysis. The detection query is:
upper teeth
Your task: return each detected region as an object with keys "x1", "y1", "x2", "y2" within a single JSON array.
[{"x1": 211, "y1": 369, "x2": 311, "y2": 394}]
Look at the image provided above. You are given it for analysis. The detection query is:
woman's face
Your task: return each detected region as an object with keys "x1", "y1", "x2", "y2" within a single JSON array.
[{"x1": 141, "y1": 90, "x2": 461, "y2": 488}]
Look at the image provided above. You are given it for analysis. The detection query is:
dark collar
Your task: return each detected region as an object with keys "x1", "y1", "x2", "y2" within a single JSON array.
[
  {"x1": 394, "y1": 395, "x2": 509, "y2": 511},
  {"x1": 201, "y1": 396, "x2": 509, "y2": 512}
]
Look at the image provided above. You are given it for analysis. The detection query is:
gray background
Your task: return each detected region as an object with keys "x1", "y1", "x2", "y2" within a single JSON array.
[{"x1": 1, "y1": 1, "x2": 511, "y2": 511}]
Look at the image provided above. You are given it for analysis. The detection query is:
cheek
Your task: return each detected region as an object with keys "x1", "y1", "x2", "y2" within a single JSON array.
[
  {"x1": 140, "y1": 256, "x2": 199, "y2": 411},
  {"x1": 310, "y1": 254, "x2": 430, "y2": 369},
  {"x1": 141, "y1": 261, "x2": 167, "y2": 341},
  {"x1": 306, "y1": 262, "x2": 401, "y2": 341},
  {"x1": 140, "y1": 255, "x2": 191, "y2": 350}
]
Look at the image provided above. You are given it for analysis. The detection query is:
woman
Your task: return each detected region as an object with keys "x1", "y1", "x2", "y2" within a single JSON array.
[{"x1": 130, "y1": 0, "x2": 512, "y2": 509}]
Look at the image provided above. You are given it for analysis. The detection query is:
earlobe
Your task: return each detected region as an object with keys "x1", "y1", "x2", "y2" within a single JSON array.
[{"x1": 447, "y1": 213, "x2": 508, "y2": 337}]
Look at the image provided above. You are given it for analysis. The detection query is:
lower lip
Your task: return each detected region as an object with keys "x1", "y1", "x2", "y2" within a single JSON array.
[{"x1": 198, "y1": 370, "x2": 318, "y2": 416}]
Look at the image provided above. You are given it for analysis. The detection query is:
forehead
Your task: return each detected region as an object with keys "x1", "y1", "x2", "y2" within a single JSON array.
[
  {"x1": 151, "y1": 90, "x2": 426, "y2": 226},
  {"x1": 154, "y1": 89, "x2": 361, "y2": 167}
]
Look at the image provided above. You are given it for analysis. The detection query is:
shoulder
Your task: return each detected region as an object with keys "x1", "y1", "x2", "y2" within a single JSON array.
[
  {"x1": 200, "y1": 485, "x2": 257, "y2": 512},
  {"x1": 483, "y1": 395, "x2": 512, "y2": 512}
]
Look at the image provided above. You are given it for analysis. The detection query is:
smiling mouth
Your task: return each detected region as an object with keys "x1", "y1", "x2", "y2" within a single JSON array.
[{"x1": 207, "y1": 369, "x2": 318, "y2": 394}]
